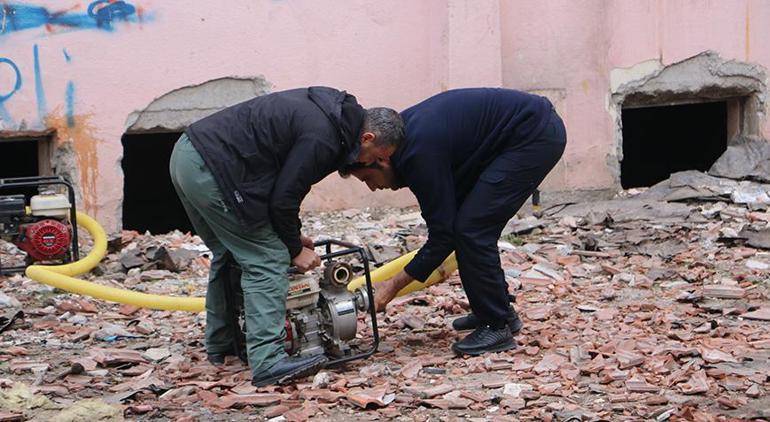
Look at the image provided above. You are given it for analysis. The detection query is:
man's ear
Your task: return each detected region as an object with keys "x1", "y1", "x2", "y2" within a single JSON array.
[{"x1": 361, "y1": 131, "x2": 376, "y2": 144}]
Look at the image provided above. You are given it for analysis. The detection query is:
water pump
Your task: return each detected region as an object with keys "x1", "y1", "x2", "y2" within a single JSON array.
[{"x1": 228, "y1": 239, "x2": 379, "y2": 365}]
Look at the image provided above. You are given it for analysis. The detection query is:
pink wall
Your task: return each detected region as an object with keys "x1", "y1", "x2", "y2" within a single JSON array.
[
  {"x1": 501, "y1": 0, "x2": 770, "y2": 191},
  {"x1": 1, "y1": 0, "x2": 769, "y2": 230},
  {"x1": 501, "y1": 0, "x2": 615, "y2": 190}
]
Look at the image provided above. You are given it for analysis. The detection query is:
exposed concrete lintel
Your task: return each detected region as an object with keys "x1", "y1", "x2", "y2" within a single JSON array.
[
  {"x1": 611, "y1": 51, "x2": 767, "y2": 106},
  {"x1": 0, "y1": 129, "x2": 56, "y2": 140},
  {"x1": 125, "y1": 76, "x2": 272, "y2": 133}
]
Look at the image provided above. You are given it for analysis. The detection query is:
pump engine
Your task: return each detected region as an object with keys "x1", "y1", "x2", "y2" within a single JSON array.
[
  {"x1": 0, "y1": 176, "x2": 79, "y2": 273},
  {"x1": 282, "y1": 261, "x2": 371, "y2": 358},
  {"x1": 229, "y1": 239, "x2": 379, "y2": 365}
]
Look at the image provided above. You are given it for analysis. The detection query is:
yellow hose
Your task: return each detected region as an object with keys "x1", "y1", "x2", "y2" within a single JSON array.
[
  {"x1": 347, "y1": 250, "x2": 458, "y2": 296},
  {"x1": 25, "y1": 211, "x2": 205, "y2": 312},
  {"x1": 25, "y1": 210, "x2": 452, "y2": 311}
]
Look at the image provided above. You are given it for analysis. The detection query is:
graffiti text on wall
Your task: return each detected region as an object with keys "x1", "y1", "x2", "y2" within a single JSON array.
[
  {"x1": 0, "y1": 45, "x2": 76, "y2": 129},
  {"x1": 0, "y1": 1, "x2": 147, "y2": 37},
  {"x1": 0, "y1": 57, "x2": 22, "y2": 125}
]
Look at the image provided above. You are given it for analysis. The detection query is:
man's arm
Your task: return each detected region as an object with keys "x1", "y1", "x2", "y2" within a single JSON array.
[
  {"x1": 373, "y1": 156, "x2": 457, "y2": 311},
  {"x1": 270, "y1": 136, "x2": 338, "y2": 258},
  {"x1": 400, "y1": 153, "x2": 458, "y2": 282}
]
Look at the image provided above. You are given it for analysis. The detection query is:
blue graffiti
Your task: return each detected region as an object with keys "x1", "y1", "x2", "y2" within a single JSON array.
[
  {"x1": 88, "y1": 0, "x2": 135, "y2": 30},
  {"x1": 64, "y1": 49, "x2": 75, "y2": 127},
  {"x1": 0, "y1": 57, "x2": 22, "y2": 125},
  {"x1": 33, "y1": 44, "x2": 47, "y2": 126},
  {"x1": 0, "y1": 46, "x2": 81, "y2": 129},
  {"x1": 0, "y1": 58, "x2": 22, "y2": 102},
  {"x1": 66, "y1": 81, "x2": 75, "y2": 127},
  {"x1": 0, "y1": 1, "x2": 144, "y2": 37}
]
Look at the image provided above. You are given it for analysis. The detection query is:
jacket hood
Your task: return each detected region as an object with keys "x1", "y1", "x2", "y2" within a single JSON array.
[{"x1": 308, "y1": 86, "x2": 366, "y2": 165}]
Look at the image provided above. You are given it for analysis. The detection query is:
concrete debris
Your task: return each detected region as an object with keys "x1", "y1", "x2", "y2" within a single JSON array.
[
  {"x1": 639, "y1": 169, "x2": 770, "y2": 210},
  {"x1": 119, "y1": 250, "x2": 145, "y2": 270},
  {"x1": 703, "y1": 284, "x2": 746, "y2": 299},
  {"x1": 311, "y1": 371, "x2": 332, "y2": 388},
  {"x1": 162, "y1": 248, "x2": 200, "y2": 272},
  {"x1": 367, "y1": 244, "x2": 403, "y2": 264},
  {"x1": 92, "y1": 323, "x2": 142, "y2": 342},
  {"x1": 741, "y1": 307, "x2": 770, "y2": 321},
  {"x1": 141, "y1": 347, "x2": 172, "y2": 362},
  {"x1": 1, "y1": 197, "x2": 769, "y2": 420},
  {"x1": 709, "y1": 136, "x2": 770, "y2": 183},
  {"x1": 0, "y1": 293, "x2": 21, "y2": 309},
  {"x1": 501, "y1": 383, "x2": 533, "y2": 398},
  {"x1": 502, "y1": 216, "x2": 545, "y2": 235},
  {"x1": 549, "y1": 199, "x2": 692, "y2": 223},
  {"x1": 738, "y1": 226, "x2": 770, "y2": 249},
  {"x1": 745, "y1": 259, "x2": 770, "y2": 270}
]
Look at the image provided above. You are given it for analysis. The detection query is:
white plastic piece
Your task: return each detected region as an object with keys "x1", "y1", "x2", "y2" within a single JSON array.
[
  {"x1": 286, "y1": 275, "x2": 320, "y2": 310},
  {"x1": 30, "y1": 193, "x2": 71, "y2": 218}
]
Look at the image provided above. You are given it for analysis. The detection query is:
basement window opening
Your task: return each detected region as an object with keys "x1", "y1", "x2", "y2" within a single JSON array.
[
  {"x1": 0, "y1": 136, "x2": 52, "y2": 197},
  {"x1": 620, "y1": 101, "x2": 728, "y2": 189},
  {"x1": 121, "y1": 132, "x2": 194, "y2": 235}
]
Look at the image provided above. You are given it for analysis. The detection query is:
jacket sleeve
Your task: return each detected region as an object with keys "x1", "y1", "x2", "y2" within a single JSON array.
[
  {"x1": 401, "y1": 153, "x2": 457, "y2": 281},
  {"x1": 270, "y1": 136, "x2": 338, "y2": 258}
]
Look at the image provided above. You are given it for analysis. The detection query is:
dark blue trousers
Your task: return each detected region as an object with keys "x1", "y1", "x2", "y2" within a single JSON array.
[{"x1": 454, "y1": 109, "x2": 566, "y2": 327}]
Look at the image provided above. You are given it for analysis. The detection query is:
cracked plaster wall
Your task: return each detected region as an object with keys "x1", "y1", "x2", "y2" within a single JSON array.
[
  {"x1": 500, "y1": 0, "x2": 770, "y2": 192},
  {"x1": 3, "y1": 1, "x2": 770, "y2": 230}
]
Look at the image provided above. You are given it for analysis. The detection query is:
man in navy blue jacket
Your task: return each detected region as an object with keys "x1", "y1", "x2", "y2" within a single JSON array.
[{"x1": 345, "y1": 88, "x2": 566, "y2": 356}]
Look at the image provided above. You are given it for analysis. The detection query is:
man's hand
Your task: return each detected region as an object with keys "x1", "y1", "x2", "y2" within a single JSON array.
[
  {"x1": 292, "y1": 247, "x2": 321, "y2": 272},
  {"x1": 300, "y1": 235, "x2": 314, "y2": 249},
  {"x1": 374, "y1": 279, "x2": 401, "y2": 312},
  {"x1": 374, "y1": 270, "x2": 414, "y2": 312}
]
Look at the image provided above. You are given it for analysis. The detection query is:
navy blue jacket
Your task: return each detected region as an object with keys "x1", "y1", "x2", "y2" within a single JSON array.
[{"x1": 393, "y1": 88, "x2": 552, "y2": 281}]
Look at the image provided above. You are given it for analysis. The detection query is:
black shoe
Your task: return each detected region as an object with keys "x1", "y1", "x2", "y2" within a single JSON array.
[
  {"x1": 207, "y1": 349, "x2": 248, "y2": 366},
  {"x1": 251, "y1": 355, "x2": 328, "y2": 387},
  {"x1": 451, "y1": 312, "x2": 523, "y2": 334},
  {"x1": 207, "y1": 353, "x2": 226, "y2": 366},
  {"x1": 451, "y1": 325, "x2": 516, "y2": 356}
]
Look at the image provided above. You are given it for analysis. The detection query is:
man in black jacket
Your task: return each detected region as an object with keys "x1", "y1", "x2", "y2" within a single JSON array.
[
  {"x1": 170, "y1": 87, "x2": 404, "y2": 386},
  {"x1": 345, "y1": 88, "x2": 566, "y2": 356}
]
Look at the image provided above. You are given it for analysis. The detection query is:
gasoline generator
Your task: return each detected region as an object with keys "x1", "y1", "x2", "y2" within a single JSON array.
[{"x1": 0, "y1": 176, "x2": 80, "y2": 274}]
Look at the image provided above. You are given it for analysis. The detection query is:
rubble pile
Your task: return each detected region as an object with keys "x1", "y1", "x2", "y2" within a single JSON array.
[{"x1": 1, "y1": 188, "x2": 769, "y2": 420}]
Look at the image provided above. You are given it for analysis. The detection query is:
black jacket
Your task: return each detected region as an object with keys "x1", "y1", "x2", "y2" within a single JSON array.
[
  {"x1": 392, "y1": 88, "x2": 553, "y2": 281},
  {"x1": 185, "y1": 87, "x2": 365, "y2": 258}
]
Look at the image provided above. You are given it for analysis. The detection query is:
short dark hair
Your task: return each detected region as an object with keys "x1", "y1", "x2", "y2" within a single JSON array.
[{"x1": 363, "y1": 107, "x2": 405, "y2": 148}]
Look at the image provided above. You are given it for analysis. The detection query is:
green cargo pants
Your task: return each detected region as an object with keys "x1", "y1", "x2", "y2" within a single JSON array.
[{"x1": 169, "y1": 134, "x2": 290, "y2": 376}]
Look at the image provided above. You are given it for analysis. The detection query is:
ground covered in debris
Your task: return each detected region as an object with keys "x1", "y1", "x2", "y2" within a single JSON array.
[{"x1": 2, "y1": 176, "x2": 770, "y2": 420}]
